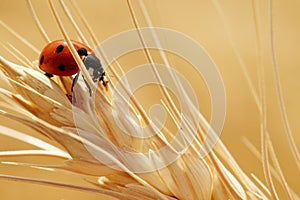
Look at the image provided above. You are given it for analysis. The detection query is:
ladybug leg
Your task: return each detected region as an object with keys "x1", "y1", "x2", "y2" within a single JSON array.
[
  {"x1": 45, "y1": 73, "x2": 53, "y2": 78},
  {"x1": 82, "y1": 76, "x2": 92, "y2": 96},
  {"x1": 72, "y1": 94, "x2": 76, "y2": 104},
  {"x1": 71, "y1": 71, "x2": 80, "y2": 92},
  {"x1": 99, "y1": 73, "x2": 107, "y2": 87},
  {"x1": 71, "y1": 72, "x2": 80, "y2": 104}
]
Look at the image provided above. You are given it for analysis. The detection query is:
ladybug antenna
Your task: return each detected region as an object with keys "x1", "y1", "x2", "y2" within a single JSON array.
[{"x1": 77, "y1": 47, "x2": 88, "y2": 56}]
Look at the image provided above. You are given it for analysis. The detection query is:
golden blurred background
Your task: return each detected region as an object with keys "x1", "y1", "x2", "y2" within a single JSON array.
[{"x1": 0, "y1": 0, "x2": 299, "y2": 199}]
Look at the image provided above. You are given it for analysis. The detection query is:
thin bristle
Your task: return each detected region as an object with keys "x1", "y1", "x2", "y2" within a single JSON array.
[
  {"x1": 8, "y1": 43, "x2": 35, "y2": 68},
  {"x1": 268, "y1": 0, "x2": 300, "y2": 170},
  {"x1": 251, "y1": 173, "x2": 271, "y2": 197},
  {"x1": 267, "y1": 134, "x2": 293, "y2": 199},
  {"x1": 244, "y1": 138, "x2": 300, "y2": 199},
  {"x1": 108, "y1": 57, "x2": 154, "y2": 127},
  {"x1": 261, "y1": 124, "x2": 279, "y2": 199},
  {"x1": 1, "y1": 43, "x2": 32, "y2": 68},
  {"x1": 211, "y1": 0, "x2": 260, "y2": 107},
  {"x1": 26, "y1": 0, "x2": 51, "y2": 43},
  {"x1": 0, "y1": 174, "x2": 136, "y2": 199},
  {"x1": 68, "y1": 0, "x2": 99, "y2": 47},
  {"x1": 58, "y1": 0, "x2": 90, "y2": 46},
  {"x1": 0, "y1": 20, "x2": 40, "y2": 54},
  {"x1": 126, "y1": 0, "x2": 182, "y2": 122}
]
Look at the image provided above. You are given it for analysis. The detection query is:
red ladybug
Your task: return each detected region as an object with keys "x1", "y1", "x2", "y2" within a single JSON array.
[
  {"x1": 39, "y1": 40, "x2": 93, "y2": 77},
  {"x1": 39, "y1": 40, "x2": 106, "y2": 99}
]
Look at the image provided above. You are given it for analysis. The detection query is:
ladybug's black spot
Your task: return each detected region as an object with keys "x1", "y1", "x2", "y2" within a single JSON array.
[
  {"x1": 56, "y1": 45, "x2": 64, "y2": 53},
  {"x1": 39, "y1": 55, "x2": 44, "y2": 65},
  {"x1": 57, "y1": 64, "x2": 66, "y2": 71}
]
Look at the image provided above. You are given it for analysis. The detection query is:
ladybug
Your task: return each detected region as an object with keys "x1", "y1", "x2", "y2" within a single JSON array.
[
  {"x1": 39, "y1": 40, "x2": 93, "y2": 77},
  {"x1": 38, "y1": 40, "x2": 106, "y2": 95}
]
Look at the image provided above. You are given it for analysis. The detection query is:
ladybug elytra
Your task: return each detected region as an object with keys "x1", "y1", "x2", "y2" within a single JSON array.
[{"x1": 39, "y1": 40, "x2": 93, "y2": 77}]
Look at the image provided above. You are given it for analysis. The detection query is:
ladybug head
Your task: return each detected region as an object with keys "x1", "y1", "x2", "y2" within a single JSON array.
[{"x1": 77, "y1": 48, "x2": 88, "y2": 57}]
